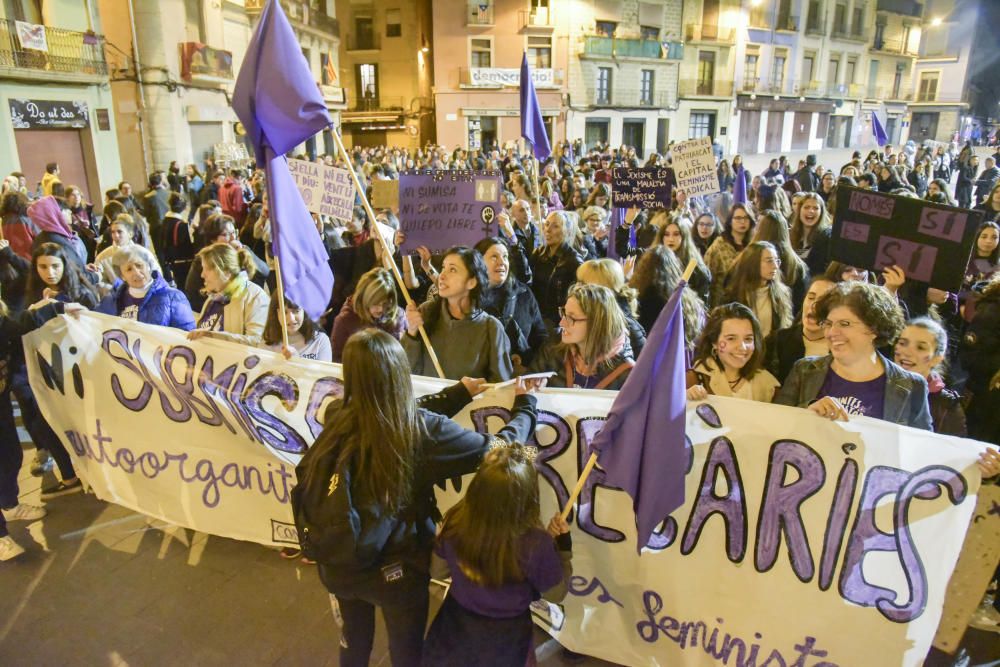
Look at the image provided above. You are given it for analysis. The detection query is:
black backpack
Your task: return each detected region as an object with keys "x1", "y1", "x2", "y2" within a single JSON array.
[{"x1": 291, "y1": 439, "x2": 399, "y2": 569}]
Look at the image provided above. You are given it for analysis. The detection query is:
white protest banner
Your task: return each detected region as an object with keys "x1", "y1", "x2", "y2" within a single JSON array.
[
  {"x1": 673, "y1": 136, "x2": 720, "y2": 198},
  {"x1": 26, "y1": 314, "x2": 993, "y2": 667},
  {"x1": 287, "y1": 158, "x2": 355, "y2": 220}
]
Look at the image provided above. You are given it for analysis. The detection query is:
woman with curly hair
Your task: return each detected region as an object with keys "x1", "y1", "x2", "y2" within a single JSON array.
[
  {"x1": 630, "y1": 245, "x2": 706, "y2": 351},
  {"x1": 774, "y1": 281, "x2": 931, "y2": 429}
]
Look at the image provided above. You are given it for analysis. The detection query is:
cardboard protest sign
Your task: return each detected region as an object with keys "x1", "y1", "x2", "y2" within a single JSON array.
[
  {"x1": 287, "y1": 158, "x2": 355, "y2": 220},
  {"x1": 27, "y1": 312, "x2": 996, "y2": 667},
  {"x1": 672, "y1": 136, "x2": 719, "y2": 198},
  {"x1": 397, "y1": 170, "x2": 502, "y2": 255},
  {"x1": 832, "y1": 186, "x2": 983, "y2": 291},
  {"x1": 611, "y1": 167, "x2": 673, "y2": 208},
  {"x1": 371, "y1": 178, "x2": 399, "y2": 209}
]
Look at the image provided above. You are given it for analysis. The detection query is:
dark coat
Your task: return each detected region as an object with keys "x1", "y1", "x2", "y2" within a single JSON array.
[
  {"x1": 764, "y1": 324, "x2": 807, "y2": 385},
  {"x1": 794, "y1": 166, "x2": 820, "y2": 194},
  {"x1": 616, "y1": 293, "x2": 646, "y2": 358},
  {"x1": 97, "y1": 272, "x2": 195, "y2": 330},
  {"x1": 929, "y1": 386, "x2": 967, "y2": 437},
  {"x1": 482, "y1": 280, "x2": 549, "y2": 365},
  {"x1": 530, "y1": 244, "x2": 581, "y2": 325},
  {"x1": 311, "y1": 384, "x2": 537, "y2": 586}
]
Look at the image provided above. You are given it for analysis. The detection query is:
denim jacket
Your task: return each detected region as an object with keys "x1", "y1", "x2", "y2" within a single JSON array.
[{"x1": 773, "y1": 353, "x2": 932, "y2": 431}]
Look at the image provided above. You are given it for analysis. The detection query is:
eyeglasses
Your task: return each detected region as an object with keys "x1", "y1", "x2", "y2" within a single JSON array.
[
  {"x1": 732, "y1": 215, "x2": 750, "y2": 221},
  {"x1": 763, "y1": 256, "x2": 782, "y2": 266},
  {"x1": 818, "y1": 319, "x2": 865, "y2": 331},
  {"x1": 558, "y1": 307, "x2": 587, "y2": 325},
  {"x1": 697, "y1": 221, "x2": 715, "y2": 228}
]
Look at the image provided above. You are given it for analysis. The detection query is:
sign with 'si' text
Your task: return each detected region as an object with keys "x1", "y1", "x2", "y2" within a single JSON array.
[
  {"x1": 832, "y1": 186, "x2": 983, "y2": 291},
  {"x1": 287, "y1": 158, "x2": 355, "y2": 221}
]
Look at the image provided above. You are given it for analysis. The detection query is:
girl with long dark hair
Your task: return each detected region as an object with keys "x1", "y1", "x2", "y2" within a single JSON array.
[
  {"x1": 296, "y1": 329, "x2": 541, "y2": 666},
  {"x1": 26, "y1": 242, "x2": 99, "y2": 309}
]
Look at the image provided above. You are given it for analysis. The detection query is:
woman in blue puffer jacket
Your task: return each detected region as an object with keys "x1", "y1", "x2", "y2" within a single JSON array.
[{"x1": 97, "y1": 245, "x2": 195, "y2": 330}]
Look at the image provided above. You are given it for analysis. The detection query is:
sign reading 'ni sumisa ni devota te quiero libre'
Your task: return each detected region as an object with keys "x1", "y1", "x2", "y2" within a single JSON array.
[
  {"x1": 397, "y1": 170, "x2": 502, "y2": 255},
  {"x1": 26, "y1": 312, "x2": 996, "y2": 667},
  {"x1": 287, "y1": 158, "x2": 355, "y2": 221},
  {"x1": 611, "y1": 167, "x2": 674, "y2": 208},
  {"x1": 832, "y1": 186, "x2": 983, "y2": 292}
]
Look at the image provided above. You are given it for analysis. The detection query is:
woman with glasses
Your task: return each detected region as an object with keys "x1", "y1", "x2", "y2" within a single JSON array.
[
  {"x1": 704, "y1": 204, "x2": 756, "y2": 307},
  {"x1": 774, "y1": 281, "x2": 931, "y2": 430},
  {"x1": 185, "y1": 213, "x2": 268, "y2": 311},
  {"x1": 692, "y1": 212, "x2": 722, "y2": 257},
  {"x1": 530, "y1": 283, "x2": 634, "y2": 390}
]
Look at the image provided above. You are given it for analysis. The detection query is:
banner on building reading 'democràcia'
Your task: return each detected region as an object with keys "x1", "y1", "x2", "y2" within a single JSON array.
[{"x1": 25, "y1": 313, "x2": 992, "y2": 667}]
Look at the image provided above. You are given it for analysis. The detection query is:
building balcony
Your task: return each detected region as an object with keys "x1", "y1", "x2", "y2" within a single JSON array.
[
  {"x1": 468, "y1": 4, "x2": 494, "y2": 26},
  {"x1": 0, "y1": 19, "x2": 107, "y2": 80},
  {"x1": 179, "y1": 42, "x2": 234, "y2": 84},
  {"x1": 581, "y1": 35, "x2": 664, "y2": 59},
  {"x1": 684, "y1": 24, "x2": 736, "y2": 44},
  {"x1": 775, "y1": 14, "x2": 800, "y2": 32},
  {"x1": 519, "y1": 9, "x2": 554, "y2": 31},
  {"x1": 637, "y1": 90, "x2": 677, "y2": 108},
  {"x1": 876, "y1": 0, "x2": 925, "y2": 18},
  {"x1": 344, "y1": 95, "x2": 405, "y2": 114},
  {"x1": 345, "y1": 33, "x2": 380, "y2": 52},
  {"x1": 678, "y1": 78, "x2": 734, "y2": 98},
  {"x1": 831, "y1": 26, "x2": 871, "y2": 42},
  {"x1": 245, "y1": 0, "x2": 339, "y2": 37},
  {"x1": 862, "y1": 85, "x2": 913, "y2": 101},
  {"x1": 871, "y1": 37, "x2": 918, "y2": 55}
]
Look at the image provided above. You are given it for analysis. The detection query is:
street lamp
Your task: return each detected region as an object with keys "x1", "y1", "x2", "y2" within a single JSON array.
[{"x1": 930, "y1": 17, "x2": 942, "y2": 26}]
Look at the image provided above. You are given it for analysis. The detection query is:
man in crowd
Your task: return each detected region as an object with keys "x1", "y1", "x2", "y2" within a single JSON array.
[{"x1": 41, "y1": 162, "x2": 60, "y2": 196}]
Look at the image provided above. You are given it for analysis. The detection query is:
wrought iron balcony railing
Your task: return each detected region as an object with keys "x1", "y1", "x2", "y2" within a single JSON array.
[{"x1": 0, "y1": 19, "x2": 107, "y2": 77}]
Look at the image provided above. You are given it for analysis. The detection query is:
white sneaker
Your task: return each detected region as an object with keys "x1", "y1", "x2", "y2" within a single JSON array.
[
  {"x1": 0, "y1": 535, "x2": 25, "y2": 561},
  {"x1": 1, "y1": 503, "x2": 47, "y2": 522}
]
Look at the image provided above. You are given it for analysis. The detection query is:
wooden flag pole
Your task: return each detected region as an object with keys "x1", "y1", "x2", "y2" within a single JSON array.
[
  {"x1": 559, "y1": 258, "x2": 699, "y2": 522},
  {"x1": 531, "y1": 153, "x2": 544, "y2": 227},
  {"x1": 272, "y1": 255, "x2": 290, "y2": 351},
  {"x1": 331, "y1": 128, "x2": 446, "y2": 380}
]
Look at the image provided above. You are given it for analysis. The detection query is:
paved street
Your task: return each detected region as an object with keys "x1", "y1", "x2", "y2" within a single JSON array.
[{"x1": 0, "y1": 440, "x2": 614, "y2": 666}]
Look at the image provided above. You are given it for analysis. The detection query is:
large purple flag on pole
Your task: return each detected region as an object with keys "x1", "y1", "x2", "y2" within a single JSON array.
[
  {"x1": 519, "y1": 52, "x2": 551, "y2": 161},
  {"x1": 733, "y1": 165, "x2": 748, "y2": 205},
  {"x1": 591, "y1": 283, "x2": 688, "y2": 553},
  {"x1": 232, "y1": 0, "x2": 333, "y2": 321}
]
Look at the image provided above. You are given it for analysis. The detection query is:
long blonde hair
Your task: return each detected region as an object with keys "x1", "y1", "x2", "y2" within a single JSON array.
[
  {"x1": 196, "y1": 242, "x2": 257, "y2": 295},
  {"x1": 352, "y1": 267, "x2": 399, "y2": 325},
  {"x1": 562, "y1": 283, "x2": 626, "y2": 369}
]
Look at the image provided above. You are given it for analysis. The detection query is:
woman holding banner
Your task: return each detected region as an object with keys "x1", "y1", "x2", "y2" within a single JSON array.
[
  {"x1": 403, "y1": 246, "x2": 512, "y2": 382},
  {"x1": 530, "y1": 283, "x2": 634, "y2": 390},
  {"x1": 186, "y1": 242, "x2": 269, "y2": 347},
  {"x1": 297, "y1": 329, "x2": 542, "y2": 667},
  {"x1": 773, "y1": 281, "x2": 932, "y2": 429}
]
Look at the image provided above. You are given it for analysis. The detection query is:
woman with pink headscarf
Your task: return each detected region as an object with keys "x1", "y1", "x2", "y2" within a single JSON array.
[{"x1": 27, "y1": 196, "x2": 87, "y2": 268}]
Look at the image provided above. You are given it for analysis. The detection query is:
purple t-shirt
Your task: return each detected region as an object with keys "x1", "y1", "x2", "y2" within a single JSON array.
[
  {"x1": 438, "y1": 528, "x2": 563, "y2": 619},
  {"x1": 818, "y1": 368, "x2": 886, "y2": 419},
  {"x1": 119, "y1": 292, "x2": 144, "y2": 320},
  {"x1": 197, "y1": 298, "x2": 225, "y2": 331}
]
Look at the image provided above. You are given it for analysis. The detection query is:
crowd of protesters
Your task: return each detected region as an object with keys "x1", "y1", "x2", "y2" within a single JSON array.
[{"x1": 2, "y1": 135, "x2": 1000, "y2": 664}]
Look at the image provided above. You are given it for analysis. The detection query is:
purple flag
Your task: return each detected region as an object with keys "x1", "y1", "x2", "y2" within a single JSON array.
[
  {"x1": 591, "y1": 283, "x2": 688, "y2": 553},
  {"x1": 232, "y1": 0, "x2": 333, "y2": 321},
  {"x1": 520, "y1": 52, "x2": 551, "y2": 161},
  {"x1": 733, "y1": 165, "x2": 748, "y2": 205},
  {"x1": 871, "y1": 112, "x2": 889, "y2": 147},
  {"x1": 233, "y1": 0, "x2": 331, "y2": 163}
]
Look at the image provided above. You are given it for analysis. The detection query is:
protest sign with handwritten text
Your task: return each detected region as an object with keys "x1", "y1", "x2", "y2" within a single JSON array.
[
  {"x1": 397, "y1": 170, "x2": 501, "y2": 255},
  {"x1": 832, "y1": 186, "x2": 983, "y2": 291},
  {"x1": 611, "y1": 167, "x2": 673, "y2": 208},
  {"x1": 672, "y1": 136, "x2": 719, "y2": 198},
  {"x1": 26, "y1": 313, "x2": 993, "y2": 667},
  {"x1": 287, "y1": 158, "x2": 355, "y2": 220}
]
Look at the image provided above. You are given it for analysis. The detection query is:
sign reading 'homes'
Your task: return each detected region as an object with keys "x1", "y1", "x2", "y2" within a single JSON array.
[{"x1": 9, "y1": 99, "x2": 89, "y2": 129}]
